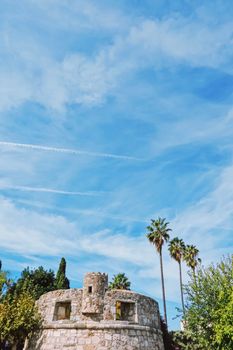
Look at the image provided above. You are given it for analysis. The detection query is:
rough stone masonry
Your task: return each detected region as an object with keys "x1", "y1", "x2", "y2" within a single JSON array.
[{"x1": 26, "y1": 272, "x2": 165, "y2": 350}]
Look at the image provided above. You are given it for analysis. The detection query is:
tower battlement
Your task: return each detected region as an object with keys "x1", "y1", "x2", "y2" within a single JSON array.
[{"x1": 82, "y1": 272, "x2": 108, "y2": 317}]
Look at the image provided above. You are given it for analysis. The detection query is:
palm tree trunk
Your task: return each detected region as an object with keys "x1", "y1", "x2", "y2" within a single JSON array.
[
  {"x1": 179, "y1": 261, "x2": 185, "y2": 315},
  {"x1": 193, "y1": 266, "x2": 196, "y2": 280},
  {"x1": 159, "y1": 249, "x2": 168, "y2": 325},
  {"x1": 193, "y1": 267, "x2": 198, "y2": 293}
]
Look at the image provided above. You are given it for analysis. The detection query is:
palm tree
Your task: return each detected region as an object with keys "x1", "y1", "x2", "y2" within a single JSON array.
[
  {"x1": 183, "y1": 245, "x2": 201, "y2": 276},
  {"x1": 168, "y1": 237, "x2": 186, "y2": 315},
  {"x1": 146, "y1": 217, "x2": 171, "y2": 325},
  {"x1": 109, "y1": 273, "x2": 131, "y2": 290}
]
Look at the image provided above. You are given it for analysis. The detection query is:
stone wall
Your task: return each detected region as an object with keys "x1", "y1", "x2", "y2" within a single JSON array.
[
  {"x1": 37, "y1": 289, "x2": 83, "y2": 323},
  {"x1": 103, "y1": 290, "x2": 160, "y2": 328},
  {"x1": 27, "y1": 323, "x2": 164, "y2": 350},
  {"x1": 37, "y1": 288, "x2": 160, "y2": 328}
]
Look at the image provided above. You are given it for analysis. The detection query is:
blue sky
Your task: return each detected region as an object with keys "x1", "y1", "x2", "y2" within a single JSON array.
[{"x1": 0, "y1": 0, "x2": 233, "y2": 329}]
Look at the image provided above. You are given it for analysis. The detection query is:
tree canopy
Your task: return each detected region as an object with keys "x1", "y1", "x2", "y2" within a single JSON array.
[
  {"x1": 184, "y1": 255, "x2": 233, "y2": 350},
  {"x1": 10, "y1": 258, "x2": 70, "y2": 300},
  {"x1": 12, "y1": 266, "x2": 56, "y2": 300},
  {"x1": 0, "y1": 292, "x2": 41, "y2": 348},
  {"x1": 0, "y1": 257, "x2": 70, "y2": 348},
  {"x1": 0, "y1": 263, "x2": 41, "y2": 349},
  {"x1": 55, "y1": 257, "x2": 70, "y2": 290},
  {"x1": 0, "y1": 261, "x2": 11, "y2": 299}
]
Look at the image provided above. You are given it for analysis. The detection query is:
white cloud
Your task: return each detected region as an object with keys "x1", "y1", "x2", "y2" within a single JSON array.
[
  {"x1": 173, "y1": 163, "x2": 233, "y2": 262},
  {"x1": 0, "y1": 69, "x2": 32, "y2": 111},
  {"x1": 147, "y1": 104, "x2": 233, "y2": 157},
  {"x1": 126, "y1": 18, "x2": 233, "y2": 69},
  {"x1": 28, "y1": 0, "x2": 129, "y2": 32},
  {"x1": 0, "y1": 196, "x2": 153, "y2": 264},
  {"x1": 0, "y1": 197, "x2": 76, "y2": 256},
  {"x1": 1, "y1": 5, "x2": 232, "y2": 113}
]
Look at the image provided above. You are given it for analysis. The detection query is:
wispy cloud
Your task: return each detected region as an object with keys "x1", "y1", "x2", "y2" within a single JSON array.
[
  {"x1": 124, "y1": 18, "x2": 233, "y2": 69},
  {"x1": 0, "y1": 197, "x2": 151, "y2": 265},
  {"x1": 1, "y1": 4, "x2": 232, "y2": 113},
  {"x1": 173, "y1": 163, "x2": 233, "y2": 262},
  {"x1": 14, "y1": 198, "x2": 148, "y2": 223}
]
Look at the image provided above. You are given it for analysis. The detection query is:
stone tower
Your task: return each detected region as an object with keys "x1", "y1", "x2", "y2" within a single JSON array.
[
  {"x1": 82, "y1": 272, "x2": 108, "y2": 316},
  {"x1": 26, "y1": 272, "x2": 165, "y2": 350}
]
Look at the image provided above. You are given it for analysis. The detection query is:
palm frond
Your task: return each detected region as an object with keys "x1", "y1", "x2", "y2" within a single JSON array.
[
  {"x1": 146, "y1": 217, "x2": 171, "y2": 252},
  {"x1": 168, "y1": 237, "x2": 185, "y2": 263}
]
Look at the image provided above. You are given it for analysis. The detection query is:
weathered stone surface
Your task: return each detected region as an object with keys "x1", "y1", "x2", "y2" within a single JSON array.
[
  {"x1": 26, "y1": 272, "x2": 164, "y2": 350},
  {"x1": 36, "y1": 288, "x2": 83, "y2": 323},
  {"x1": 82, "y1": 272, "x2": 108, "y2": 317}
]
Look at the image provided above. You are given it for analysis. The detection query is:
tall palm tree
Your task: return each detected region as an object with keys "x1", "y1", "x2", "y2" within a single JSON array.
[
  {"x1": 168, "y1": 237, "x2": 186, "y2": 315},
  {"x1": 183, "y1": 245, "x2": 201, "y2": 276},
  {"x1": 146, "y1": 217, "x2": 171, "y2": 325}
]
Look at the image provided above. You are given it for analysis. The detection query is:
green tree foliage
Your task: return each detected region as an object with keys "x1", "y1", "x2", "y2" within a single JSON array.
[
  {"x1": 184, "y1": 255, "x2": 233, "y2": 350},
  {"x1": 0, "y1": 262, "x2": 41, "y2": 348},
  {"x1": 0, "y1": 270, "x2": 7, "y2": 298},
  {"x1": 146, "y1": 217, "x2": 171, "y2": 324},
  {"x1": 0, "y1": 261, "x2": 12, "y2": 299},
  {"x1": 54, "y1": 257, "x2": 70, "y2": 290},
  {"x1": 109, "y1": 273, "x2": 131, "y2": 290},
  {"x1": 170, "y1": 330, "x2": 202, "y2": 350},
  {"x1": 168, "y1": 237, "x2": 186, "y2": 315},
  {"x1": 12, "y1": 266, "x2": 56, "y2": 300},
  {"x1": 213, "y1": 279, "x2": 233, "y2": 348},
  {"x1": 0, "y1": 258, "x2": 71, "y2": 348},
  {"x1": 0, "y1": 292, "x2": 41, "y2": 348},
  {"x1": 10, "y1": 258, "x2": 70, "y2": 300}
]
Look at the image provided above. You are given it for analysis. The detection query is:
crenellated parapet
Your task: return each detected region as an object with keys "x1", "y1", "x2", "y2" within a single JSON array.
[{"x1": 82, "y1": 272, "x2": 108, "y2": 317}]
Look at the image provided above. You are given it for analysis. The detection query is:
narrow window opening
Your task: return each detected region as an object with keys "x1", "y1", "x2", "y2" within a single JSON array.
[
  {"x1": 115, "y1": 301, "x2": 135, "y2": 322},
  {"x1": 88, "y1": 286, "x2": 92, "y2": 293},
  {"x1": 53, "y1": 302, "x2": 71, "y2": 321},
  {"x1": 116, "y1": 301, "x2": 121, "y2": 320}
]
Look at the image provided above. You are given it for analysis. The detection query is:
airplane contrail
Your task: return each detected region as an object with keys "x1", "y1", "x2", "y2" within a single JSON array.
[
  {"x1": 0, "y1": 185, "x2": 104, "y2": 197},
  {"x1": 0, "y1": 141, "x2": 142, "y2": 161}
]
